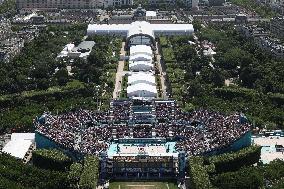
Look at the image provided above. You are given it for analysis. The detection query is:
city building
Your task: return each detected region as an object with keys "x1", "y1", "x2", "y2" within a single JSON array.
[
  {"x1": 236, "y1": 25, "x2": 269, "y2": 38},
  {"x1": 254, "y1": 36, "x2": 284, "y2": 59},
  {"x1": 237, "y1": 25, "x2": 284, "y2": 59},
  {"x1": 208, "y1": 0, "x2": 225, "y2": 6},
  {"x1": 270, "y1": 17, "x2": 284, "y2": 39},
  {"x1": 148, "y1": 0, "x2": 198, "y2": 9},
  {"x1": 16, "y1": 0, "x2": 133, "y2": 10},
  {"x1": 108, "y1": 6, "x2": 173, "y2": 24}
]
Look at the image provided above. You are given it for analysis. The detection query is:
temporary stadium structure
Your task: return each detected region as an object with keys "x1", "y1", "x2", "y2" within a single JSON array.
[
  {"x1": 129, "y1": 61, "x2": 153, "y2": 71},
  {"x1": 87, "y1": 21, "x2": 194, "y2": 48},
  {"x1": 127, "y1": 83, "x2": 157, "y2": 98},
  {"x1": 130, "y1": 45, "x2": 153, "y2": 57},
  {"x1": 128, "y1": 72, "x2": 156, "y2": 86}
]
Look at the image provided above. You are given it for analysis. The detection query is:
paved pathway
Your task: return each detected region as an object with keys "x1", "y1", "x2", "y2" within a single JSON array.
[
  {"x1": 113, "y1": 42, "x2": 126, "y2": 99},
  {"x1": 156, "y1": 42, "x2": 170, "y2": 99}
]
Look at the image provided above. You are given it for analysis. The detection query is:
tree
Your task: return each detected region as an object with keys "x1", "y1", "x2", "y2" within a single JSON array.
[
  {"x1": 55, "y1": 68, "x2": 69, "y2": 86},
  {"x1": 239, "y1": 65, "x2": 261, "y2": 88},
  {"x1": 174, "y1": 45, "x2": 197, "y2": 62},
  {"x1": 193, "y1": 19, "x2": 203, "y2": 32}
]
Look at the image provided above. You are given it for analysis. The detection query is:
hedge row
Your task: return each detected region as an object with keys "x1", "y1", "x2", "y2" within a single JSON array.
[
  {"x1": 0, "y1": 81, "x2": 89, "y2": 109},
  {"x1": 188, "y1": 156, "x2": 214, "y2": 189},
  {"x1": 0, "y1": 153, "x2": 69, "y2": 189},
  {"x1": 213, "y1": 87, "x2": 262, "y2": 101},
  {"x1": 32, "y1": 149, "x2": 72, "y2": 171},
  {"x1": 68, "y1": 162, "x2": 83, "y2": 188},
  {"x1": 211, "y1": 166, "x2": 264, "y2": 189},
  {"x1": 79, "y1": 155, "x2": 99, "y2": 189},
  {"x1": 208, "y1": 145, "x2": 261, "y2": 173}
]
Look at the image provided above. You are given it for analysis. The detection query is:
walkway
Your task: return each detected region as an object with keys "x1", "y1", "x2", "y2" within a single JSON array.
[
  {"x1": 113, "y1": 42, "x2": 126, "y2": 99},
  {"x1": 156, "y1": 42, "x2": 170, "y2": 99}
]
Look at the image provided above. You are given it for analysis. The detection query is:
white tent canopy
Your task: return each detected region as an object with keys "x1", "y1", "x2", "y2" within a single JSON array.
[
  {"x1": 128, "y1": 72, "x2": 156, "y2": 86},
  {"x1": 129, "y1": 61, "x2": 153, "y2": 71},
  {"x1": 130, "y1": 45, "x2": 152, "y2": 56},
  {"x1": 87, "y1": 21, "x2": 194, "y2": 37},
  {"x1": 129, "y1": 53, "x2": 152, "y2": 62},
  {"x1": 127, "y1": 83, "x2": 157, "y2": 98}
]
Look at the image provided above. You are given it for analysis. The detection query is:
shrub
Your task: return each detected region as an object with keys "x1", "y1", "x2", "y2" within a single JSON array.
[
  {"x1": 33, "y1": 149, "x2": 72, "y2": 171},
  {"x1": 0, "y1": 153, "x2": 69, "y2": 189},
  {"x1": 68, "y1": 162, "x2": 83, "y2": 188},
  {"x1": 208, "y1": 145, "x2": 261, "y2": 173},
  {"x1": 188, "y1": 156, "x2": 214, "y2": 189},
  {"x1": 212, "y1": 166, "x2": 264, "y2": 189},
  {"x1": 79, "y1": 155, "x2": 99, "y2": 189}
]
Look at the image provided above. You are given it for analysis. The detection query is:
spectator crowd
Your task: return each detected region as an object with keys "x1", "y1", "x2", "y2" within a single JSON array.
[{"x1": 35, "y1": 100, "x2": 251, "y2": 156}]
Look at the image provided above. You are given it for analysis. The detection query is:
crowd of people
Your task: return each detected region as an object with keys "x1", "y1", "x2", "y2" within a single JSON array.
[{"x1": 35, "y1": 100, "x2": 251, "y2": 156}]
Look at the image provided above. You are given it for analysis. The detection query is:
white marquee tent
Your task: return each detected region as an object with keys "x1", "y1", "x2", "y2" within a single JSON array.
[
  {"x1": 130, "y1": 45, "x2": 152, "y2": 56},
  {"x1": 128, "y1": 72, "x2": 156, "y2": 86},
  {"x1": 129, "y1": 61, "x2": 153, "y2": 71},
  {"x1": 129, "y1": 53, "x2": 152, "y2": 62},
  {"x1": 127, "y1": 83, "x2": 157, "y2": 98}
]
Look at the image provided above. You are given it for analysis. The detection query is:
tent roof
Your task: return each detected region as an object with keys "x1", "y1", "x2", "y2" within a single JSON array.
[
  {"x1": 127, "y1": 21, "x2": 155, "y2": 39},
  {"x1": 129, "y1": 61, "x2": 153, "y2": 68},
  {"x1": 129, "y1": 53, "x2": 152, "y2": 61},
  {"x1": 87, "y1": 21, "x2": 194, "y2": 37},
  {"x1": 130, "y1": 45, "x2": 152, "y2": 56},
  {"x1": 128, "y1": 72, "x2": 155, "y2": 85},
  {"x1": 127, "y1": 83, "x2": 157, "y2": 94}
]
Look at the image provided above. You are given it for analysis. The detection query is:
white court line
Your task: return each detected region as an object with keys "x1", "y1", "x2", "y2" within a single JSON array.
[
  {"x1": 127, "y1": 185, "x2": 155, "y2": 187},
  {"x1": 166, "y1": 184, "x2": 169, "y2": 189}
]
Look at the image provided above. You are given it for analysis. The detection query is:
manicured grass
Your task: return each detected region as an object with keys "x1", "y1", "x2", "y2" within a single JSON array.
[{"x1": 109, "y1": 181, "x2": 178, "y2": 189}]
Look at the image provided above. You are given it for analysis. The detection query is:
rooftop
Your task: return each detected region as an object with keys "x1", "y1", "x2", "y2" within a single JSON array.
[{"x1": 73, "y1": 41, "x2": 95, "y2": 53}]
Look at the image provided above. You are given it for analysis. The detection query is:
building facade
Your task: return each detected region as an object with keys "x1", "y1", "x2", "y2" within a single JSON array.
[
  {"x1": 270, "y1": 17, "x2": 284, "y2": 39},
  {"x1": 148, "y1": 0, "x2": 198, "y2": 9},
  {"x1": 16, "y1": 0, "x2": 133, "y2": 10}
]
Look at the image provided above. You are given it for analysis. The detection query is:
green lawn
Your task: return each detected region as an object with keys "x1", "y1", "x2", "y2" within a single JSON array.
[{"x1": 109, "y1": 181, "x2": 178, "y2": 189}]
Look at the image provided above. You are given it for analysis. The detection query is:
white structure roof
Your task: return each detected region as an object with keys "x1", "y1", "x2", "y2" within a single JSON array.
[
  {"x1": 57, "y1": 41, "x2": 95, "y2": 60},
  {"x1": 127, "y1": 21, "x2": 155, "y2": 39},
  {"x1": 127, "y1": 83, "x2": 157, "y2": 94},
  {"x1": 87, "y1": 21, "x2": 194, "y2": 38},
  {"x1": 87, "y1": 24, "x2": 129, "y2": 36},
  {"x1": 128, "y1": 72, "x2": 156, "y2": 86},
  {"x1": 153, "y1": 24, "x2": 194, "y2": 36},
  {"x1": 146, "y1": 11, "x2": 157, "y2": 17},
  {"x1": 2, "y1": 133, "x2": 35, "y2": 160},
  {"x1": 2, "y1": 140, "x2": 32, "y2": 159},
  {"x1": 57, "y1": 43, "x2": 75, "y2": 58},
  {"x1": 11, "y1": 133, "x2": 35, "y2": 141},
  {"x1": 129, "y1": 61, "x2": 153, "y2": 71},
  {"x1": 130, "y1": 45, "x2": 152, "y2": 56},
  {"x1": 129, "y1": 53, "x2": 152, "y2": 61}
]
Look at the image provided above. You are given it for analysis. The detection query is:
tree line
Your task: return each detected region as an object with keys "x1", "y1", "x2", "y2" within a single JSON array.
[{"x1": 160, "y1": 23, "x2": 284, "y2": 129}]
